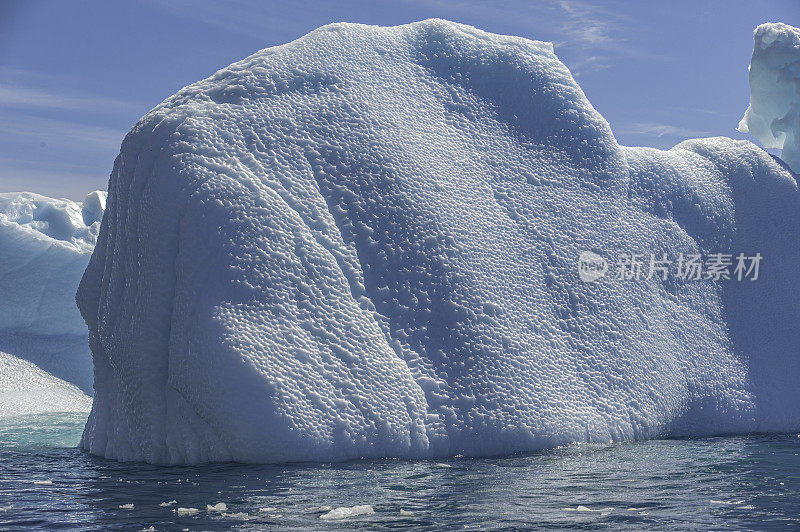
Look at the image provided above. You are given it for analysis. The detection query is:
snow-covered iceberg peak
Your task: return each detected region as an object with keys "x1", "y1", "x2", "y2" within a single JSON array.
[
  {"x1": 78, "y1": 19, "x2": 800, "y2": 465},
  {"x1": 738, "y1": 22, "x2": 800, "y2": 173},
  {"x1": 0, "y1": 191, "x2": 106, "y2": 417}
]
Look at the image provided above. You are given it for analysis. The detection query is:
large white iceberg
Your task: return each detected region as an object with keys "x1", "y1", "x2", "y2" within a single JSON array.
[
  {"x1": 738, "y1": 22, "x2": 800, "y2": 173},
  {"x1": 78, "y1": 20, "x2": 800, "y2": 464},
  {"x1": 0, "y1": 191, "x2": 105, "y2": 417}
]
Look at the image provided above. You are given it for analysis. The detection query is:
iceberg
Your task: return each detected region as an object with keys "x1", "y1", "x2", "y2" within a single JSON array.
[
  {"x1": 0, "y1": 191, "x2": 105, "y2": 417},
  {"x1": 77, "y1": 19, "x2": 800, "y2": 464},
  {"x1": 738, "y1": 22, "x2": 800, "y2": 173}
]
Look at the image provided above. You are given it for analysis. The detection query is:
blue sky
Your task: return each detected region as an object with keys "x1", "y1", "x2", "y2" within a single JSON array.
[{"x1": 0, "y1": 0, "x2": 797, "y2": 199}]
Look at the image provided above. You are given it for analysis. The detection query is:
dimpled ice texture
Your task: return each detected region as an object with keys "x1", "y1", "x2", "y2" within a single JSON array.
[{"x1": 77, "y1": 20, "x2": 800, "y2": 464}]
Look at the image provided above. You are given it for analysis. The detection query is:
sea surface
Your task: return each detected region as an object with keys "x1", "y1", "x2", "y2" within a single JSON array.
[{"x1": 0, "y1": 413, "x2": 798, "y2": 530}]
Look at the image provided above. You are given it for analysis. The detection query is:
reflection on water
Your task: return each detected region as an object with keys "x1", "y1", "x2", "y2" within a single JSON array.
[{"x1": 0, "y1": 413, "x2": 798, "y2": 530}]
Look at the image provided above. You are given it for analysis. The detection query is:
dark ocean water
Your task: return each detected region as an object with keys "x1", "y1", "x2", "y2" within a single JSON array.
[{"x1": 0, "y1": 413, "x2": 798, "y2": 530}]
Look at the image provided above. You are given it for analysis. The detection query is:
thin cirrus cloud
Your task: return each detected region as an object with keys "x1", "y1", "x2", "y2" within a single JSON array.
[
  {"x1": 0, "y1": 113, "x2": 125, "y2": 199},
  {"x1": 0, "y1": 83, "x2": 144, "y2": 115},
  {"x1": 0, "y1": 70, "x2": 141, "y2": 199},
  {"x1": 612, "y1": 121, "x2": 716, "y2": 148},
  {"x1": 624, "y1": 122, "x2": 713, "y2": 139},
  {"x1": 0, "y1": 70, "x2": 143, "y2": 165},
  {"x1": 143, "y1": 0, "x2": 320, "y2": 43},
  {"x1": 0, "y1": 114, "x2": 126, "y2": 155},
  {"x1": 556, "y1": 0, "x2": 616, "y2": 46},
  {"x1": 0, "y1": 66, "x2": 148, "y2": 116},
  {"x1": 407, "y1": 0, "x2": 628, "y2": 71},
  {"x1": 403, "y1": 0, "x2": 622, "y2": 44},
  {"x1": 146, "y1": 0, "x2": 631, "y2": 76}
]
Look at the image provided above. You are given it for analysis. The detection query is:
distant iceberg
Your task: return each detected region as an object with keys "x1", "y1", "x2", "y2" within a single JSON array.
[
  {"x1": 0, "y1": 191, "x2": 104, "y2": 417},
  {"x1": 77, "y1": 19, "x2": 800, "y2": 464},
  {"x1": 738, "y1": 22, "x2": 800, "y2": 173}
]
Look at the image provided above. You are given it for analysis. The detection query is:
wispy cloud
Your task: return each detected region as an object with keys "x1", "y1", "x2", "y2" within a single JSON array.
[
  {"x1": 0, "y1": 84, "x2": 145, "y2": 115},
  {"x1": 399, "y1": 0, "x2": 639, "y2": 76},
  {"x1": 146, "y1": 0, "x2": 632, "y2": 76},
  {"x1": 566, "y1": 55, "x2": 613, "y2": 77},
  {"x1": 0, "y1": 111, "x2": 122, "y2": 196},
  {"x1": 556, "y1": 0, "x2": 615, "y2": 47},
  {"x1": 143, "y1": 0, "x2": 320, "y2": 44},
  {"x1": 0, "y1": 66, "x2": 149, "y2": 114},
  {"x1": 621, "y1": 122, "x2": 712, "y2": 139},
  {"x1": 0, "y1": 68, "x2": 142, "y2": 197},
  {"x1": 0, "y1": 114, "x2": 125, "y2": 154},
  {"x1": 550, "y1": 0, "x2": 654, "y2": 76}
]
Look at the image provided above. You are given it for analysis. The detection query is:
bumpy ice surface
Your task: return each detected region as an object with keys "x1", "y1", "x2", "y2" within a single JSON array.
[
  {"x1": 0, "y1": 191, "x2": 105, "y2": 416},
  {"x1": 78, "y1": 20, "x2": 800, "y2": 464},
  {"x1": 738, "y1": 22, "x2": 800, "y2": 173}
]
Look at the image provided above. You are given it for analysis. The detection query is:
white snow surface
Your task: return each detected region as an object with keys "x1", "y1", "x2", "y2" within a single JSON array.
[
  {"x1": 0, "y1": 351, "x2": 91, "y2": 417},
  {"x1": 738, "y1": 22, "x2": 800, "y2": 173},
  {"x1": 0, "y1": 191, "x2": 105, "y2": 416},
  {"x1": 78, "y1": 19, "x2": 800, "y2": 464}
]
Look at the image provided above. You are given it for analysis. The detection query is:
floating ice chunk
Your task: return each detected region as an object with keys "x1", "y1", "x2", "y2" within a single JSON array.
[
  {"x1": 159, "y1": 500, "x2": 177, "y2": 507},
  {"x1": 119, "y1": 503, "x2": 134, "y2": 509},
  {"x1": 399, "y1": 509, "x2": 414, "y2": 516},
  {"x1": 320, "y1": 505, "x2": 375, "y2": 520},
  {"x1": 221, "y1": 512, "x2": 251, "y2": 520},
  {"x1": 710, "y1": 499, "x2": 745, "y2": 505},
  {"x1": 33, "y1": 480, "x2": 53, "y2": 485},
  {"x1": 738, "y1": 23, "x2": 800, "y2": 173},
  {"x1": 206, "y1": 502, "x2": 227, "y2": 513},
  {"x1": 176, "y1": 507, "x2": 198, "y2": 516},
  {"x1": 566, "y1": 505, "x2": 613, "y2": 513},
  {"x1": 259, "y1": 507, "x2": 277, "y2": 512},
  {"x1": 0, "y1": 505, "x2": 12, "y2": 511}
]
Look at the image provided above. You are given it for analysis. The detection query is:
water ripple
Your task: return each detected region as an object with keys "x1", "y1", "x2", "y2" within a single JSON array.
[{"x1": 0, "y1": 414, "x2": 798, "y2": 530}]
